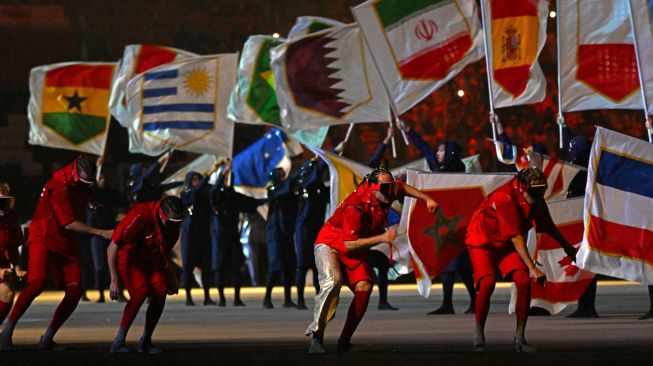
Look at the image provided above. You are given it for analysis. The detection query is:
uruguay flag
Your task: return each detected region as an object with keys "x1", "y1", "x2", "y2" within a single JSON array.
[
  {"x1": 125, "y1": 54, "x2": 237, "y2": 157},
  {"x1": 577, "y1": 127, "x2": 653, "y2": 283}
]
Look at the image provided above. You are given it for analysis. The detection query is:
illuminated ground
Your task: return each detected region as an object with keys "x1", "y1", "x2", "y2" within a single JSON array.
[{"x1": 1, "y1": 282, "x2": 651, "y2": 366}]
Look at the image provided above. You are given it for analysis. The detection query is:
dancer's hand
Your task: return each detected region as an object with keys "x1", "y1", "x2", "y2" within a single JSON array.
[
  {"x1": 109, "y1": 280, "x2": 120, "y2": 301},
  {"x1": 530, "y1": 267, "x2": 546, "y2": 287},
  {"x1": 0, "y1": 268, "x2": 10, "y2": 279},
  {"x1": 383, "y1": 228, "x2": 397, "y2": 244},
  {"x1": 425, "y1": 199, "x2": 438, "y2": 214}
]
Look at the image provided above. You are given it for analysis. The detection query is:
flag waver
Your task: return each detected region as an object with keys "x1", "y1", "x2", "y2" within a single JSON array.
[
  {"x1": 28, "y1": 62, "x2": 115, "y2": 154},
  {"x1": 353, "y1": 0, "x2": 483, "y2": 114},
  {"x1": 271, "y1": 23, "x2": 391, "y2": 130},
  {"x1": 577, "y1": 127, "x2": 653, "y2": 283},
  {"x1": 484, "y1": 0, "x2": 547, "y2": 107},
  {"x1": 559, "y1": 0, "x2": 640, "y2": 111},
  {"x1": 126, "y1": 54, "x2": 237, "y2": 157}
]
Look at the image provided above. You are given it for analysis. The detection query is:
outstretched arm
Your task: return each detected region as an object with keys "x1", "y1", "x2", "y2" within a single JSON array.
[
  {"x1": 511, "y1": 235, "x2": 546, "y2": 286},
  {"x1": 403, "y1": 184, "x2": 438, "y2": 213},
  {"x1": 344, "y1": 228, "x2": 396, "y2": 252}
]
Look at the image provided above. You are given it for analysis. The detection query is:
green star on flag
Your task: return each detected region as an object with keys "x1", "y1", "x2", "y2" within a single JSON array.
[{"x1": 423, "y1": 209, "x2": 463, "y2": 255}]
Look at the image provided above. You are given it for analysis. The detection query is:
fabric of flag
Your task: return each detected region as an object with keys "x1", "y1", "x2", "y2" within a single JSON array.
[
  {"x1": 527, "y1": 152, "x2": 585, "y2": 202},
  {"x1": 390, "y1": 155, "x2": 482, "y2": 179},
  {"x1": 484, "y1": 0, "x2": 547, "y2": 107},
  {"x1": 353, "y1": 0, "x2": 483, "y2": 114},
  {"x1": 28, "y1": 62, "x2": 115, "y2": 155},
  {"x1": 406, "y1": 172, "x2": 513, "y2": 297},
  {"x1": 628, "y1": 0, "x2": 653, "y2": 114},
  {"x1": 271, "y1": 23, "x2": 391, "y2": 130},
  {"x1": 110, "y1": 45, "x2": 197, "y2": 127},
  {"x1": 228, "y1": 35, "x2": 285, "y2": 127},
  {"x1": 125, "y1": 54, "x2": 237, "y2": 157},
  {"x1": 508, "y1": 198, "x2": 595, "y2": 314},
  {"x1": 577, "y1": 127, "x2": 653, "y2": 283},
  {"x1": 287, "y1": 16, "x2": 345, "y2": 39},
  {"x1": 230, "y1": 129, "x2": 295, "y2": 199},
  {"x1": 559, "y1": 0, "x2": 640, "y2": 111}
]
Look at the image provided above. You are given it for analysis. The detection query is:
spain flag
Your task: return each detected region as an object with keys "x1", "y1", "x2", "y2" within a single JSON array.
[
  {"x1": 28, "y1": 62, "x2": 115, "y2": 154},
  {"x1": 485, "y1": 0, "x2": 547, "y2": 107}
]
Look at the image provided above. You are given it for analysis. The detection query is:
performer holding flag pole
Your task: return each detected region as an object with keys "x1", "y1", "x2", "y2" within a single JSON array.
[{"x1": 479, "y1": 0, "x2": 499, "y2": 143}]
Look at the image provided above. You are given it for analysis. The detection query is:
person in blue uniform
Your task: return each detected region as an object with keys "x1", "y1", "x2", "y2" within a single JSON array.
[
  {"x1": 210, "y1": 160, "x2": 263, "y2": 306},
  {"x1": 293, "y1": 158, "x2": 329, "y2": 310},
  {"x1": 87, "y1": 171, "x2": 128, "y2": 303},
  {"x1": 128, "y1": 152, "x2": 182, "y2": 205},
  {"x1": 399, "y1": 122, "x2": 476, "y2": 314},
  {"x1": 263, "y1": 168, "x2": 299, "y2": 309},
  {"x1": 181, "y1": 166, "x2": 218, "y2": 306}
]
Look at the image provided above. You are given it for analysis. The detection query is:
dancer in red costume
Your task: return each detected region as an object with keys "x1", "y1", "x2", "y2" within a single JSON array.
[
  {"x1": 108, "y1": 196, "x2": 184, "y2": 354},
  {"x1": 465, "y1": 168, "x2": 577, "y2": 352},
  {"x1": 0, "y1": 157, "x2": 113, "y2": 350},
  {"x1": 305, "y1": 168, "x2": 438, "y2": 353},
  {"x1": 0, "y1": 183, "x2": 25, "y2": 327}
]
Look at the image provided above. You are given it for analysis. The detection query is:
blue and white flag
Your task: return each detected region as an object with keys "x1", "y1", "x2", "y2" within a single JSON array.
[
  {"x1": 125, "y1": 54, "x2": 237, "y2": 157},
  {"x1": 231, "y1": 128, "x2": 294, "y2": 199},
  {"x1": 577, "y1": 127, "x2": 653, "y2": 283}
]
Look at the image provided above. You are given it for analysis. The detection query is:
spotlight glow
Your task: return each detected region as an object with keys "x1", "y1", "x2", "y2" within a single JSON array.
[
  {"x1": 549, "y1": 11, "x2": 556, "y2": 18},
  {"x1": 457, "y1": 89, "x2": 465, "y2": 97}
]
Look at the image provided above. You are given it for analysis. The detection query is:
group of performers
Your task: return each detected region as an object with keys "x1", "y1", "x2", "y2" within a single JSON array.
[{"x1": 0, "y1": 124, "x2": 652, "y2": 354}]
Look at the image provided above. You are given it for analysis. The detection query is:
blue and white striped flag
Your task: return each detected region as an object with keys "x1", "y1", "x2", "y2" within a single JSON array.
[{"x1": 126, "y1": 54, "x2": 237, "y2": 157}]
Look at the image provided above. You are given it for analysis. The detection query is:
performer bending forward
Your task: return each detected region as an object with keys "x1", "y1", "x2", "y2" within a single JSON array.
[
  {"x1": 465, "y1": 168, "x2": 577, "y2": 352},
  {"x1": 108, "y1": 196, "x2": 184, "y2": 354},
  {"x1": 305, "y1": 168, "x2": 437, "y2": 353}
]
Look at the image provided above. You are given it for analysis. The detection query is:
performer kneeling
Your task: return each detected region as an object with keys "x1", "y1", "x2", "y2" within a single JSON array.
[
  {"x1": 465, "y1": 168, "x2": 577, "y2": 352},
  {"x1": 305, "y1": 168, "x2": 437, "y2": 353},
  {"x1": 108, "y1": 196, "x2": 184, "y2": 354}
]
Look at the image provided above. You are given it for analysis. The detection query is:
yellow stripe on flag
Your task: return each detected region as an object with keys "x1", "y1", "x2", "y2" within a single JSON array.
[
  {"x1": 492, "y1": 15, "x2": 539, "y2": 69},
  {"x1": 326, "y1": 155, "x2": 363, "y2": 205},
  {"x1": 42, "y1": 86, "x2": 110, "y2": 117}
]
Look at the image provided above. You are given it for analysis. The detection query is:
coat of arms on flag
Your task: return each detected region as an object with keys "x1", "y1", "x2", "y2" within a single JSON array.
[
  {"x1": 28, "y1": 62, "x2": 116, "y2": 155},
  {"x1": 353, "y1": 0, "x2": 483, "y2": 113},
  {"x1": 271, "y1": 23, "x2": 391, "y2": 130},
  {"x1": 125, "y1": 54, "x2": 237, "y2": 158},
  {"x1": 577, "y1": 127, "x2": 653, "y2": 283},
  {"x1": 483, "y1": 0, "x2": 548, "y2": 107}
]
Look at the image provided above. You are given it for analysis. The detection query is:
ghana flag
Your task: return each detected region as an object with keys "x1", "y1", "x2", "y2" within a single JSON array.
[{"x1": 28, "y1": 62, "x2": 116, "y2": 155}]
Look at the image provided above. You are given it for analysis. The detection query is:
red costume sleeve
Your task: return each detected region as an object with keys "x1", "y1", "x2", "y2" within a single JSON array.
[
  {"x1": 112, "y1": 212, "x2": 144, "y2": 247},
  {"x1": 50, "y1": 187, "x2": 77, "y2": 227}
]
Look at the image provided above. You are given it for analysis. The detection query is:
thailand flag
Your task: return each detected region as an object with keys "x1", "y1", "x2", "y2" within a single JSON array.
[{"x1": 577, "y1": 127, "x2": 653, "y2": 283}]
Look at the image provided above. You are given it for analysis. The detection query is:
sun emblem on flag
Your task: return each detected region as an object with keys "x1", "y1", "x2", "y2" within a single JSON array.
[
  {"x1": 183, "y1": 67, "x2": 212, "y2": 97},
  {"x1": 501, "y1": 25, "x2": 522, "y2": 62}
]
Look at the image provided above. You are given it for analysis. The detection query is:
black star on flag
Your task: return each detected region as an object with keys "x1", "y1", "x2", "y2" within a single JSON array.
[
  {"x1": 423, "y1": 209, "x2": 464, "y2": 256},
  {"x1": 64, "y1": 90, "x2": 87, "y2": 112}
]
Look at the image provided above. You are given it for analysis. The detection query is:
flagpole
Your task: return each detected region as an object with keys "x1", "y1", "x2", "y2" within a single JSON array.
[
  {"x1": 627, "y1": 0, "x2": 653, "y2": 143},
  {"x1": 96, "y1": 115, "x2": 112, "y2": 180},
  {"x1": 555, "y1": 0, "x2": 566, "y2": 148},
  {"x1": 351, "y1": 6, "x2": 410, "y2": 151},
  {"x1": 479, "y1": 0, "x2": 498, "y2": 142}
]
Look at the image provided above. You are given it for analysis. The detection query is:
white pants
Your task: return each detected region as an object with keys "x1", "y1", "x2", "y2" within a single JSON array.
[{"x1": 305, "y1": 244, "x2": 343, "y2": 337}]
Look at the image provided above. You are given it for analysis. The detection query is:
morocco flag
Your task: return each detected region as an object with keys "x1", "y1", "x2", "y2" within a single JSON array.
[
  {"x1": 484, "y1": 0, "x2": 547, "y2": 107},
  {"x1": 559, "y1": 0, "x2": 640, "y2": 111},
  {"x1": 353, "y1": 0, "x2": 483, "y2": 114},
  {"x1": 28, "y1": 62, "x2": 115, "y2": 155},
  {"x1": 405, "y1": 172, "x2": 512, "y2": 297}
]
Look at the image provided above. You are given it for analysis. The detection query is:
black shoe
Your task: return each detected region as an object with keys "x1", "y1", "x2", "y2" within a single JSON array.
[
  {"x1": 427, "y1": 305, "x2": 454, "y2": 315},
  {"x1": 377, "y1": 301, "x2": 399, "y2": 310},
  {"x1": 81, "y1": 294, "x2": 91, "y2": 302},
  {"x1": 297, "y1": 300, "x2": 308, "y2": 310},
  {"x1": 204, "y1": 298, "x2": 217, "y2": 306},
  {"x1": 37, "y1": 336, "x2": 65, "y2": 351},
  {"x1": 97, "y1": 296, "x2": 106, "y2": 304},
  {"x1": 109, "y1": 339, "x2": 129, "y2": 353},
  {"x1": 283, "y1": 300, "x2": 297, "y2": 308},
  {"x1": 233, "y1": 299, "x2": 246, "y2": 307},
  {"x1": 118, "y1": 294, "x2": 128, "y2": 303},
  {"x1": 185, "y1": 298, "x2": 196, "y2": 306},
  {"x1": 639, "y1": 311, "x2": 653, "y2": 320},
  {"x1": 0, "y1": 330, "x2": 13, "y2": 350},
  {"x1": 308, "y1": 337, "x2": 326, "y2": 354},
  {"x1": 218, "y1": 298, "x2": 226, "y2": 307},
  {"x1": 137, "y1": 338, "x2": 162, "y2": 354},
  {"x1": 263, "y1": 298, "x2": 274, "y2": 309},
  {"x1": 528, "y1": 307, "x2": 551, "y2": 316},
  {"x1": 514, "y1": 337, "x2": 537, "y2": 353},
  {"x1": 464, "y1": 305, "x2": 475, "y2": 314},
  {"x1": 337, "y1": 339, "x2": 362, "y2": 352}
]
